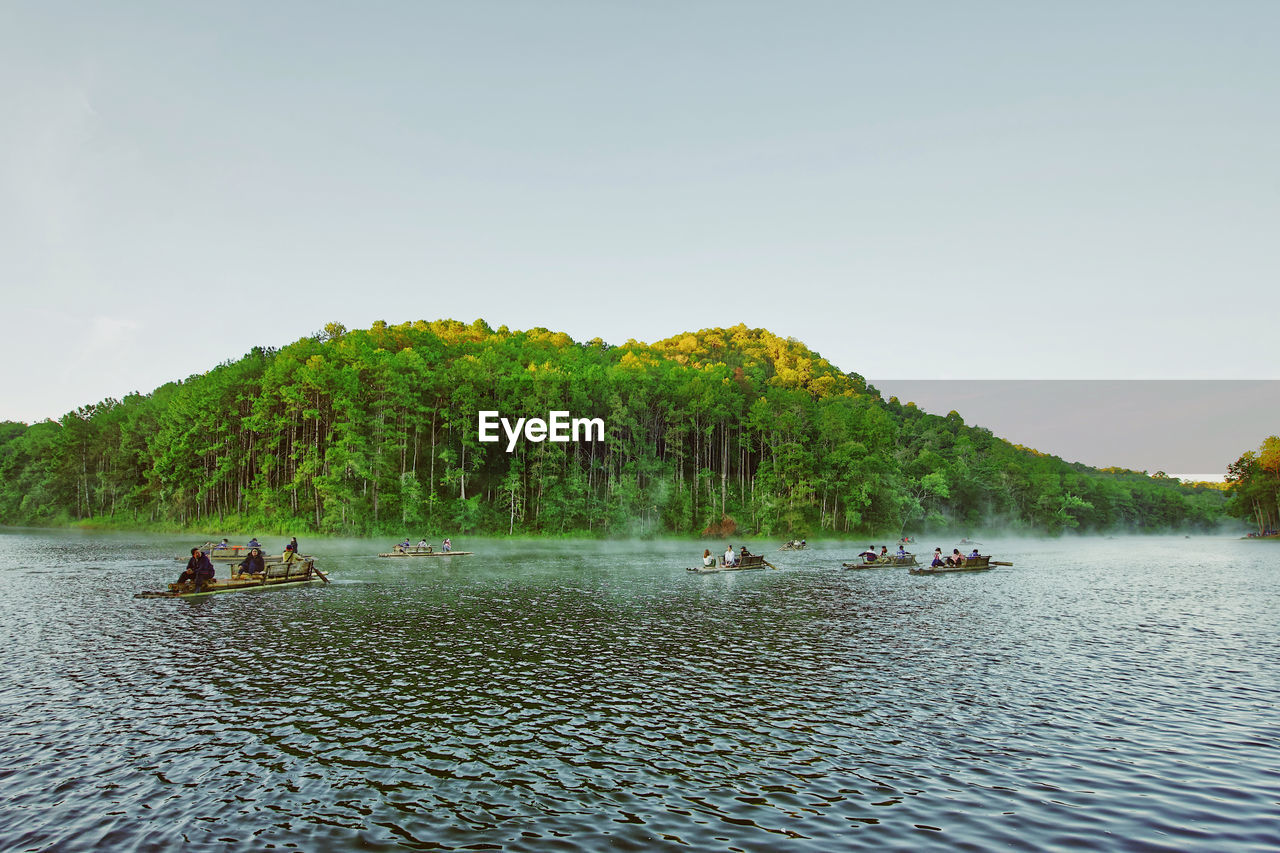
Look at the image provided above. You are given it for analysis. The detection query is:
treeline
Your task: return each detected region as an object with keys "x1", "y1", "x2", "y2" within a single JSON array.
[
  {"x1": 0, "y1": 320, "x2": 1227, "y2": 538},
  {"x1": 1226, "y1": 437, "x2": 1280, "y2": 534}
]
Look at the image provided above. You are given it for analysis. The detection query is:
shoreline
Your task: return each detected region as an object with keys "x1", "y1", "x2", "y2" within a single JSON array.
[{"x1": 0, "y1": 521, "x2": 1254, "y2": 544}]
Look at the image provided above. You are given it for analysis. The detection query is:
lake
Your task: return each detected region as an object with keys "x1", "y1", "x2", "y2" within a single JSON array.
[{"x1": 1, "y1": 530, "x2": 1277, "y2": 851}]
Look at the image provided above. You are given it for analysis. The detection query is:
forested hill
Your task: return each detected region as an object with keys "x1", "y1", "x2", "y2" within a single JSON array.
[{"x1": 0, "y1": 319, "x2": 1226, "y2": 537}]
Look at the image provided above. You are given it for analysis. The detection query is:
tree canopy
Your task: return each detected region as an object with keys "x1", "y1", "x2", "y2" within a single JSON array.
[
  {"x1": 1225, "y1": 436, "x2": 1280, "y2": 535},
  {"x1": 0, "y1": 320, "x2": 1229, "y2": 537}
]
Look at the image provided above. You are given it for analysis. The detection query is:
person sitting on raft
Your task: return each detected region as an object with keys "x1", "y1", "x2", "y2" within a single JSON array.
[
  {"x1": 177, "y1": 547, "x2": 216, "y2": 591},
  {"x1": 861, "y1": 546, "x2": 878, "y2": 563},
  {"x1": 946, "y1": 549, "x2": 964, "y2": 566},
  {"x1": 247, "y1": 537, "x2": 261, "y2": 548},
  {"x1": 896, "y1": 544, "x2": 909, "y2": 558},
  {"x1": 238, "y1": 548, "x2": 265, "y2": 576},
  {"x1": 723, "y1": 545, "x2": 736, "y2": 567},
  {"x1": 932, "y1": 548, "x2": 945, "y2": 567},
  {"x1": 740, "y1": 545, "x2": 752, "y2": 557},
  {"x1": 969, "y1": 548, "x2": 981, "y2": 560},
  {"x1": 703, "y1": 548, "x2": 715, "y2": 568}
]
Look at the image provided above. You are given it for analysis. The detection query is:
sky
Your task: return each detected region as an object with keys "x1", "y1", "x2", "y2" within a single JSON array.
[
  {"x1": 870, "y1": 380, "x2": 1277, "y2": 482},
  {"x1": 2, "y1": 2, "x2": 1276, "y2": 475}
]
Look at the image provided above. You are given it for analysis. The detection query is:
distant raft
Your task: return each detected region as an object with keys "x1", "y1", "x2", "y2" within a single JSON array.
[
  {"x1": 136, "y1": 559, "x2": 328, "y2": 598},
  {"x1": 176, "y1": 545, "x2": 264, "y2": 561},
  {"x1": 909, "y1": 555, "x2": 1012, "y2": 575},
  {"x1": 174, "y1": 553, "x2": 310, "y2": 564},
  {"x1": 377, "y1": 549, "x2": 474, "y2": 558},
  {"x1": 687, "y1": 554, "x2": 772, "y2": 573},
  {"x1": 843, "y1": 554, "x2": 920, "y2": 569}
]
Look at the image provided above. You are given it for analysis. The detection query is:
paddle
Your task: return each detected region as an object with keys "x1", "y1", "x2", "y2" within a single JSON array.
[
  {"x1": 299, "y1": 556, "x2": 328, "y2": 583},
  {"x1": 990, "y1": 561, "x2": 1014, "y2": 566},
  {"x1": 762, "y1": 558, "x2": 778, "y2": 570}
]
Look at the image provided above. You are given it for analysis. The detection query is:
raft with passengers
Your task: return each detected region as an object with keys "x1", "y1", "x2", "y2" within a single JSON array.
[
  {"x1": 843, "y1": 545, "x2": 919, "y2": 569},
  {"x1": 378, "y1": 538, "x2": 472, "y2": 558},
  {"x1": 174, "y1": 538, "x2": 302, "y2": 563},
  {"x1": 909, "y1": 547, "x2": 1013, "y2": 574},
  {"x1": 140, "y1": 546, "x2": 328, "y2": 599},
  {"x1": 688, "y1": 546, "x2": 775, "y2": 573}
]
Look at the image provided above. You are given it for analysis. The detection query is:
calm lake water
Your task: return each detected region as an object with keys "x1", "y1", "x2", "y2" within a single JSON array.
[{"x1": 1, "y1": 529, "x2": 1277, "y2": 852}]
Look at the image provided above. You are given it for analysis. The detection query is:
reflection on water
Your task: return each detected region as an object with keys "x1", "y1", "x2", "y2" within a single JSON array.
[{"x1": 1, "y1": 530, "x2": 1278, "y2": 851}]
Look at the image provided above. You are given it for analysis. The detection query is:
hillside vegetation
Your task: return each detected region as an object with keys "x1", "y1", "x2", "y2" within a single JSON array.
[
  {"x1": 0, "y1": 320, "x2": 1226, "y2": 537},
  {"x1": 1226, "y1": 437, "x2": 1280, "y2": 535}
]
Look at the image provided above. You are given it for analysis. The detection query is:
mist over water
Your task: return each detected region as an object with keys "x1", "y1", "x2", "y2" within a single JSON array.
[{"x1": 1, "y1": 530, "x2": 1278, "y2": 851}]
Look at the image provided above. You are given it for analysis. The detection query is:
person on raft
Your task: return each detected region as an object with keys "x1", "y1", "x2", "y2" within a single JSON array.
[
  {"x1": 238, "y1": 548, "x2": 266, "y2": 576},
  {"x1": 177, "y1": 547, "x2": 216, "y2": 591}
]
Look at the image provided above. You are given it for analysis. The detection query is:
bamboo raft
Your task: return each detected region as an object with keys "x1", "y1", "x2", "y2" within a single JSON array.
[
  {"x1": 909, "y1": 555, "x2": 1012, "y2": 575},
  {"x1": 843, "y1": 554, "x2": 920, "y2": 569},
  {"x1": 377, "y1": 549, "x2": 474, "y2": 558},
  {"x1": 192, "y1": 545, "x2": 264, "y2": 560},
  {"x1": 779, "y1": 541, "x2": 807, "y2": 551},
  {"x1": 687, "y1": 554, "x2": 774, "y2": 573},
  {"x1": 136, "y1": 559, "x2": 328, "y2": 598},
  {"x1": 174, "y1": 553, "x2": 309, "y2": 564}
]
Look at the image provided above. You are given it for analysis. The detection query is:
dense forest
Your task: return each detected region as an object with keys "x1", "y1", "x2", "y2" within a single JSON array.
[
  {"x1": 0, "y1": 320, "x2": 1229, "y2": 538},
  {"x1": 1226, "y1": 437, "x2": 1280, "y2": 535}
]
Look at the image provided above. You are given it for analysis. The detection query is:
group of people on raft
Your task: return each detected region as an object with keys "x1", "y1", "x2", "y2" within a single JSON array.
[
  {"x1": 703, "y1": 545, "x2": 753, "y2": 568},
  {"x1": 932, "y1": 547, "x2": 981, "y2": 567},
  {"x1": 855, "y1": 543, "x2": 981, "y2": 566},
  {"x1": 697, "y1": 539, "x2": 983, "y2": 570},
  {"x1": 392, "y1": 537, "x2": 453, "y2": 553},
  {"x1": 199, "y1": 536, "x2": 270, "y2": 553},
  {"x1": 176, "y1": 536, "x2": 302, "y2": 591},
  {"x1": 858, "y1": 544, "x2": 911, "y2": 563}
]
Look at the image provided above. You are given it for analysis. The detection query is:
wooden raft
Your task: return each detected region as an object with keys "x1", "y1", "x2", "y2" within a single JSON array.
[
  {"x1": 843, "y1": 554, "x2": 920, "y2": 569},
  {"x1": 136, "y1": 559, "x2": 328, "y2": 598},
  {"x1": 909, "y1": 555, "x2": 1007, "y2": 574},
  {"x1": 377, "y1": 550, "x2": 474, "y2": 558},
  {"x1": 687, "y1": 554, "x2": 772, "y2": 573}
]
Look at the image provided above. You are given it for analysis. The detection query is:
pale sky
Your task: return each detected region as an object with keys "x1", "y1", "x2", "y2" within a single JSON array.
[
  {"x1": 872, "y1": 380, "x2": 1278, "y2": 482},
  {"x1": 2, "y1": 3, "x2": 1276, "y2": 474}
]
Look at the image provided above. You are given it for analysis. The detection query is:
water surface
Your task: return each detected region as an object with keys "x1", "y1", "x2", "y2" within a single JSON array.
[{"x1": 1, "y1": 530, "x2": 1277, "y2": 851}]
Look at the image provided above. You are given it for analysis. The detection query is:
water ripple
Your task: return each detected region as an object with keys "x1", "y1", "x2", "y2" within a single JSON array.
[{"x1": 1, "y1": 531, "x2": 1279, "y2": 851}]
